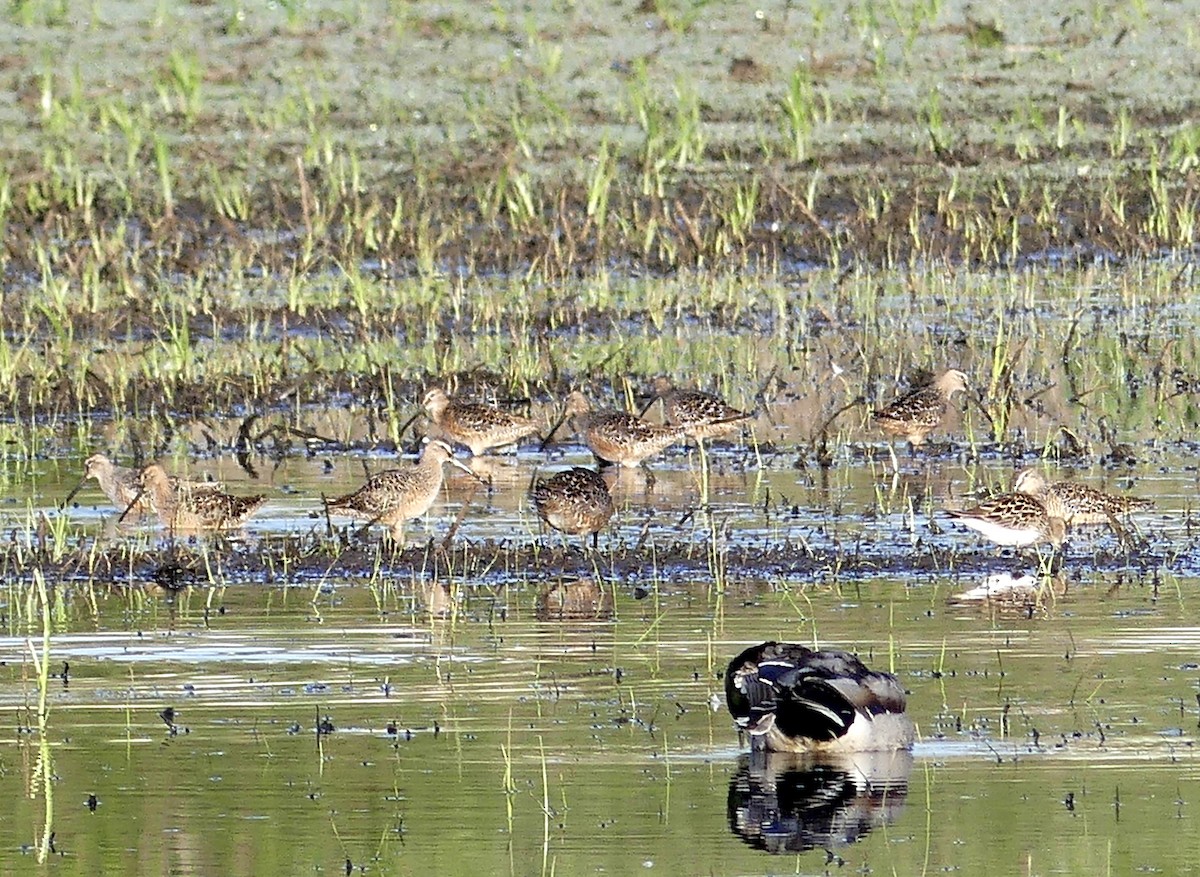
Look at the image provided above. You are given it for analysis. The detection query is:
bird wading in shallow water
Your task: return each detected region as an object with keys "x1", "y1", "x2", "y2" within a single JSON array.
[
  {"x1": 944, "y1": 491, "x2": 1065, "y2": 548},
  {"x1": 1012, "y1": 468, "x2": 1151, "y2": 527},
  {"x1": 555, "y1": 391, "x2": 687, "y2": 468},
  {"x1": 325, "y1": 439, "x2": 473, "y2": 544},
  {"x1": 873, "y1": 369, "x2": 969, "y2": 450},
  {"x1": 530, "y1": 467, "x2": 614, "y2": 550},
  {"x1": 648, "y1": 377, "x2": 753, "y2": 441},
  {"x1": 725, "y1": 642, "x2": 915, "y2": 753},
  {"x1": 63, "y1": 454, "x2": 221, "y2": 516},
  {"x1": 421, "y1": 388, "x2": 541, "y2": 456},
  {"x1": 137, "y1": 464, "x2": 264, "y2": 532}
]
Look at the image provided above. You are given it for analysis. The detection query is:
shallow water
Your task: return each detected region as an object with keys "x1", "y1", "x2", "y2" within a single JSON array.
[
  {"x1": 0, "y1": 261, "x2": 1196, "y2": 874},
  {"x1": 4, "y1": 424, "x2": 1200, "y2": 876},
  {"x1": 2, "y1": 572, "x2": 1199, "y2": 875},
  {"x1": 26, "y1": 438, "x2": 1194, "y2": 568}
]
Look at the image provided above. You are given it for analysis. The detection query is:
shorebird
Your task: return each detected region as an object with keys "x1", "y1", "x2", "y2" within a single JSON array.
[
  {"x1": 138, "y1": 463, "x2": 264, "y2": 531},
  {"x1": 325, "y1": 439, "x2": 471, "y2": 543},
  {"x1": 725, "y1": 642, "x2": 915, "y2": 753},
  {"x1": 1013, "y1": 468, "x2": 1152, "y2": 526},
  {"x1": 421, "y1": 388, "x2": 541, "y2": 456},
  {"x1": 63, "y1": 454, "x2": 220, "y2": 516},
  {"x1": 873, "y1": 369, "x2": 969, "y2": 449},
  {"x1": 944, "y1": 491, "x2": 1065, "y2": 548},
  {"x1": 648, "y1": 377, "x2": 753, "y2": 441},
  {"x1": 530, "y1": 467, "x2": 614, "y2": 549},
  {"x1": 556, "y1": 390, "x2": 686, "y2": 468}
]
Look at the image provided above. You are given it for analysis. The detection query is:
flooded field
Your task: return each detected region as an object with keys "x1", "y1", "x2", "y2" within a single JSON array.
[
  {"x1": 2, "y1": 556, "x2": 1199, "y2": 874},
  {"x1": 1, "y1": 391, "x2": 1197, "y2": 874},
  {"x1": 3, "y1": 0, "x2": 1200, "y2": 874}
]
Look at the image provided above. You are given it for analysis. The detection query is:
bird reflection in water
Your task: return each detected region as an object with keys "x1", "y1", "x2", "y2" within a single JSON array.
[
  {"x1": 726, "y1": 749, "x2": 912, "y2": 856},
  {"x1": 535, "y1": 578, "x2": 614, "y2": 621}
]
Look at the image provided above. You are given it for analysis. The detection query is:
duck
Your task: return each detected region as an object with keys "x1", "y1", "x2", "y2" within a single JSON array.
[{"x1": 725, "y1": 641, "x2": 915, "y2": 753}]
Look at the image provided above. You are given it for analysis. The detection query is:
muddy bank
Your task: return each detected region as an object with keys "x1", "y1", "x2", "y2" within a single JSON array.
[{"x1": 6, "y1": 524, "x2": 1180, "y2": 597}]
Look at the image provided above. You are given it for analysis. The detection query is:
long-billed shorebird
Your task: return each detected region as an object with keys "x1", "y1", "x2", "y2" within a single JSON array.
[
  {"x1": 1013, "y1": 468, "x2": 1152, "y2": 526},
  {"x1": 648, "y1": 377, "x2": 753, "y2": 441},
  {"x1": 554, "y1": 390, "x2": 686, "y2": 468},
  {"x1": 725, "y1": 642, "x2": 915, "y2": 753},
  {"x1": 873, "y1": 369, "x2": 969, "y2": 449},
  {"x1": 944, "y1": 491, "x2": 1065, "y2": 548},
  {"x1": 325, "y1": 439, "x2": 471, "y2": 543},
  {"x1": 63, "y1": 454, "x2": 221, "y2": 517},
  {"x1": 530, "y1": 467, "x2": 614, "y2": 549},
  {"x1": 65, "y1": 454, "x2": 150, "y2": 514},
  {"x1": 138, "y1": 463, "x2": 264, "y2": 531},
  {"x1": 422, "y1": 388, "x2": 541, "y2": 456}
]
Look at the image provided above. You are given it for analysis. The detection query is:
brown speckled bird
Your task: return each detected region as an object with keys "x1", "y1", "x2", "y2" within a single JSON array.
[
  {"x1": 64, "y1": 454, "x2": 221, "y2": 516},
  {"x1": 530, "y1": 467, "x2": 615, "y2": 548},
  {"x1": 873, "y1": 369, "x2": 969, "y2": 448},
  {"x1": 139, "y1": 464, "x2": 264, "y2": 531},
  {"x1": 650, "y1": 377, "x2": 753, "y2": 441},
  {"x1": 1014, "y1": 468, "x2": 1152, "y2": 526},
  {"x1": 563, "y1": 391, "x2": 686, "y2": 467},
  {"x1": 325, "y1": 439, "x2": 470, "y2": 543},
  {"x1": 422, "y1": 388, "x2": 540, "y2": 456},
  {"x1": 944, "y1": 491, "x2": 1065, "y2": 548}
]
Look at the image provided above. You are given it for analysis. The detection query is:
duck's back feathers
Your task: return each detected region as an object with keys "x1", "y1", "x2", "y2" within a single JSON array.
[{"x1": 726, "y1": 642, "x2": 913, "y2": 753}]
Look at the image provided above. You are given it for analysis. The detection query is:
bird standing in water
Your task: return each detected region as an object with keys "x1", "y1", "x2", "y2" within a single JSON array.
[
  {"x1": 138, "y1": 463, "x2": 264, "y2": 532},
  {"x1": 873, "y1": 369, "x2": 969, "y2": 450},
  {"x1": 422, "y1": 388, "x2": 541, "y2": 456},
  {"x1": 325, "y1": 439, "x2": 472, "y2": 544},
  {"x1": 555, "y1": 390, "x2": 686, "y2": 468},
  {"x1": 530, "y1": 467, "x2": 614, "y2": 550},
  {"x1": 648, "y1": 377, "x2": 753, "y2": 441}
]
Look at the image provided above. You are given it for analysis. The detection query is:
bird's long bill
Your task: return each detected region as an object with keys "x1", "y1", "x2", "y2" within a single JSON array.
[
  {"x1": 440, "y1": 477, "x2": 482, "y2": 550},
  {"x1": 59, "y1": 476, "x2": 88, "y2": 510},
  {"x1": 446, "y1": 456, "x2": 485, "y2": 482},
  {"x1": 636, "y1": 394, "x2": 659, "y2": 419},
  {"x1": 963, "y1": 390, "x2": 993, "y2": 429},
  {"x1": 395, "y1": 408, "x2": 424, "y2": 444},
  {"x1": 539, "y1": 410, "x2": 568, "y2": 452},
  {"x1": 117, "y1": 486, "x2": 145, "y2": 524},
  {"x1": 320, "y1": 493, "x2": 334, "y2": 537}
]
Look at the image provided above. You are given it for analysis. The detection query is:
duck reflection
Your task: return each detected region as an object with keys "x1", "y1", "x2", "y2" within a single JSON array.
[{"x1": 727, "y1": 749, "x2": 912, "y2": 855}]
